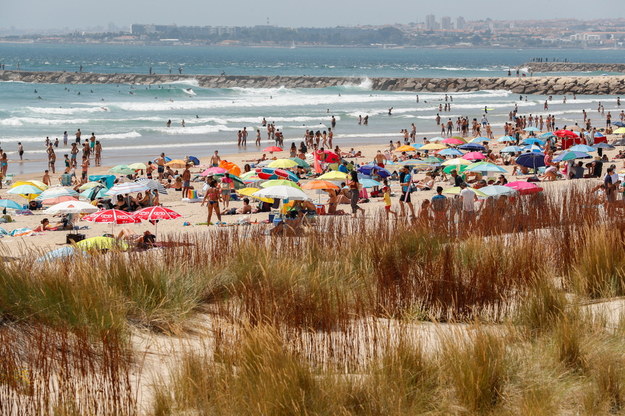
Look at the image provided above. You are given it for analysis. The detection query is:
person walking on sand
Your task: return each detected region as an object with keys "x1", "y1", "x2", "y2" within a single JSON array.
[
  {"x1": 347, "y1": 171, "x2": 365, "y2": 218},
  {"x1": 201, "y1": 179, "x2": 223, "y2": 225},
  {"x1": 382, "y1": 179, "x2": 397, "y2": 219},
  {"x1": 156, "y1": 153, "x2": 166, "y2": 180},
  {"x1": 181, "y1": 164, "x2": 191, "y2": 198},
  {"x1": 398, "y1": 166, "x2": 415, "y2": 218}
]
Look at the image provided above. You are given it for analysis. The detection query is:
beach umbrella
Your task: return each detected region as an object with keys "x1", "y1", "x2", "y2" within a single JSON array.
[
  {"x1": 41, "y1": 196, "x2": 78, "y2": 205},
  {"x1": 395, "y1": 145, "x2": 416, "y2": 152},
  {"x1": 524, "y1": 127, "x2": 540, "y2": 132},
  {"x1": 614, "y1": 138, "x2": 625, "y2": 146},
  {"x1": 35, "y1": 187, "x2": 79, "y2": 201},
  {"x1": 521, "y1": 138, "x2": 545, "y2": 146},
  {"x1": 134, "y1": 206, "x2": 182, "y2": 238},
  {"x1": 438, "y1": 148, "x2": 463, "y2": 156},
  {"x1": 110, "y1": 164, "x2": 136, "y2": 175},
  {"x1": 442, "y1": 157, "x2": 471, "y2": 166},
  {"x1": 166, "y1": 159, "x2": 189, "y2": 168},
  {"x1": 615, "y1": 127, "x2": 625, "y2": 134},
  {"x1": 522, "y1": 145, "x2": 543, "y2": 153},
  {"x1": 105, "y1": 182, "x2": 150, "y2": 196},
  {"x1": 268, "y1": 159, "x2": 299, "y2": 169},
  {"x1": 568, "y1": 144, "x2": 595, "y2": 153},
  {"x1": 219, "y1": 161, "x2": 242, "y2": 177},
  {"x1": 428, "y1": 136, "x2": 445, "y2": 142},
  {"x1": 497, "y1": 136, "x2": 515, "y2": 143},
  {"x1": 359, "y1": 178, "x2": 383, "y2": 188},
  {"x1": 128, "y1": 162, "x2": 147, "y2": 170},
  {"x1": 505, "y1": 181, "x2": 543, "y2": 195},
  {"x1": 358, "y1": 164, "x2": 391, "y2": 178},
  {"x1": 301, "y1": 180, "x2": 340, "y2": 190},
  {"x1": 540, "y1": 132, "x2": 556, "y2": 139},
  {"x1": 290, "y1": 157, "x2": 310, "y2": 168},
  {"x1": 187, "y1": 156, "x2": 200, "y2": 165},
  {"x1": 261, "y1": 179, "x2": 302, "y2": 189},
  {"x1": 237, "y1": 187, "x2": 273, "y2": 203},
  {"x1": 44, "y1": 200, "x2": 98, "y2": 215},
  {"x1": 253, "y1": 186, "x2": 310, "y2": 201},
  {"x1": 515, "y1": 153, "x2": 545, "y2": 169},
  {"x1": 441, "y1": 138, "x2": 464, "y2": 145},
  {"x1": 80, "y1": 187, "x2": 108, "y2": 201},
  {"x1": 12, "y1": 180, "x2": 48, "y2": 191},
  {"x1": 462, "y1": 152, "x2": 486, "y2": 161},
  {"x1": 469, "y1": 137, "x2": 491, "y2": 143},
  {"x1": 76, "y1": 236, "x2": 130, "y2": 251},
  {"x1": 0, "y1": 199, "x2": 23, "y2": 210},
  {"x1": 421, "y1": 156, "x2": 443, "y2": 164},
  {"x1": 465, "y1": 162, "x2": 506, "y2": 173},
  {"x1": 443, "y1": 186, "x2": 487, "y2": 197},
  {"x1": 318, "y1": 171, "x2": 348, "y2": 180},
  {"x1": 7, "y1": 184, "x2": 43, "y2": 198},
  {"x1": 263, "y1": 146, "x2": 283, "y2": 152},
  {"x1": 458, "y1": 143, "x2": 486, "y2": 151},
  {"x1": 553, "y1": 151, "x2": 592, "y2": 162},
  {"x1": 78, "y1": 181, "x2": 102, "y2": 191},
  {"x1": 36, "y1": 246, "x2": 77, "y2": 263},
  {"x1": 443, "y1": 165, "x2": 468, "y2": 174},
  {"x1": 420, "y1": 143, "x2": 447, "y2": 150},
  {"x1": 592, "y1": 142, "x2": 615, "y2": 150},
  {"x1": 479, "y1": 185, "x2": 518, "y2": 198},
  {"x1": 202, "y1": 167, "x2": 227, "y2": 176},
  {"x1": 554, "y1": 130, "x2": 578, "y2": 139},
  {"x1": 82, "y1": 209, "x2": 139, "y2": 225},
  {"x1": 255, "y1": 167, "x2": 299, "y2": 182},
  {"x1": 613, "y1": 122, "x2": 625, "y2": 128},
  {"x1": 501, "y1": 146, "x2": 523, "y2": 153},
  {"x1": 135, "y1": 178, "x2": 168, "y2": 194}
]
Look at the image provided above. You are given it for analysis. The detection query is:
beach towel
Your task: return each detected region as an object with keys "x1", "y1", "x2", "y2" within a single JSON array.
[{"x1": 10, "y1": 228, "x2": 34, "y2": 237}]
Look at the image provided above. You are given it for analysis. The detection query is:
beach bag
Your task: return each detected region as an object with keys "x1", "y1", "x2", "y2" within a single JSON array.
[{"x1": 66, "y1": 233, "x2": 86, "y2": 244}]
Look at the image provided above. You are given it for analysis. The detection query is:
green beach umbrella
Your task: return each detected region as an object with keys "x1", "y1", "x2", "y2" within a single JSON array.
[
  {"x1": 290, "y1": 157, "x2": 311, "y2": 168},
  {"x1": 110, "y1": 165, "x2": 136, "y2": 175},
  {"x1": 261, "y1": 180, "x2": 302, "y2": 190},
  {"x1": 443, "y1": 165, "x2": 468, "y2": 174}
]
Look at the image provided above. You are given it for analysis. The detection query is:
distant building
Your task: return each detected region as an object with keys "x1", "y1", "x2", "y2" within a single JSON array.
[
  {"x1": 425, "y1": 15, "x2": 438, "y2": 31},
  {"x1": 456, "y1": 16, "x2": 466, "y2": 30},
  {"x1": 441, "y1": 16, "x2": 453, "y2": 30}
]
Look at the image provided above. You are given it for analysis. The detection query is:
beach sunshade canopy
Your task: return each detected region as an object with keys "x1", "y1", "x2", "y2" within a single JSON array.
[
  {"x1": 12, "y1": 180, "x2": 48, "y2": 191},
  {"x1": 442, "y1": 158, "x2": 471, "y2": 166},
  {"x1": 105, "y1": 182, "x2": 150, "y2": 196},
  {"x1": 613, "y1": 122, "x2": 625, "y2": 128},
  {"x1": 187, "y1": 156, "x2": 200, "y2": 165},
  {"x1": 290, "y1": 157, "x2": 310, "y2": 168},
  {"x1": 458, "y1": 143, "x2": 486, "y2": 151},
  {"x1": 443, "y1": 165, "x2": 468, "y2": 174},
  {"x1": 165, "y1": 159, "x2": 189, "y2": 168},
  {"x1": 521, "y1": 138, "x2": 545, "y2": 146},
  {"x1": 479, "y1": 185, "x2": 518, "y2": 198},
  {"x1": 469, "y1": 137, "x2": 491, "y2": 143},
  {"x1": 134, "y1": 206, "x2": 181, "y2": 221},
  {"x1": 35, "y1": 187, "x2": 79, "y2": 201},
  {"x1": 462, "y1": 152, "x2": 486, "y2": 161},
  {"x1": 421, "y1": 156, "x2": 443, "y2": 164},
  {"x1": 202, "y1": 167, "x2": 227, "y2": 176},
  {"x1": 76, "y1": 236, "x2": 130, "y2": 251},
  {"x1": 515, "y1": 153, "x2": 546, "y2": 169},
  {"x1": 554, "y1": 130, "x2": 578, "y2": 139},
  {"x1": 438, "y1": 148, "x2": 463, "y2": 156},
  {"x1": 524, "y1": 127, "x2": 540, "y2": 132},
  {"x1": 465, "y1": 162, "x2": 507, "y2": 173},
  {"x1": 261, "y1": 179, "x2": 302, "y2": 189},
  {"x1": 110, "y1": 165, "x2": 136, "y2": 175},
  {"x1": 358, "y1": 164, "x2": 391, "y2": 178},
  {"x1": 318, "y1": 171, "x2": 348, "y2": 180},
  {"x1": 553, "y1": 151, "x2": 592, "y2": 162},
  {"x1": 301, "y1": 180, "x2": 340, "y2": 190},
  {"x1": 263, "y1": 146, "x2": 283, "y2": 152},
  {"x1": 568, "y1": 144, "x2": 595, "y2": 153},
  {"x1": 359, "y1": 178, "x2": 383, "y2": 188},
  {"x1": 505, "y1": 181, "x2": 543, "y2": 195},
  {"x1": 395, "y1": 145, "x2": 417, "y2": 152},
  {"x1": 501, "y1": 146, "x2": 523, "y2": 153},
  {"x1": 268, "y1": 159, "x2": 299, "y2": 169},
  {"x1": 443, "y1": 186, "x2": 487, "y2": 197},
  {"x1": 79, "y1": 181, "x2": 103, "y2": 191},
  {"x1": 592, "y1": 142, "x2": 615, "y2": 150},
  {"x1": 0, "y1": 199, "x2": 23, "y2": 210},
  {"x1": 41, "y1": 196, "x2": 78, "y2": 205},
  {"x1": 8, "y1": 184, "x2": 43, "y2": 195},
  {"x1": 420, "y1": 143, "x2": 447, "y2": 150},
  {"x1": 44, "y1": 200, "x2": 99, "y2": 215},
  {"x1": 253, "y1": 186, "x2": 310, "y2": 201},
  {"x1": 80, "y1": 187, "x2": 108, "y2": 200},
  {"x1": 428, "y1": 136, "x2": 445, "y2": 142},
  {"x1": 82, "y1": 209, "x2": 139, "y2": 224},
  {"x1": 237, "y1": 187, "x2": 273, "y2": 203},
  {"x1": 497, "y1": 136, "x2": 516, "y2": 143},
  {"x1": 128, "y1": 162, "x2": 147, "y2": 170},
  {"x1": 135, "y1": 178, "x2": 168, "y2": 194}
]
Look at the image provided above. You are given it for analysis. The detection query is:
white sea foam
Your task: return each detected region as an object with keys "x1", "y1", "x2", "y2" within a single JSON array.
[
  {"x1": 98, "y1": 131, "x2": 142, "y2": 139},
  {"x1": 0, "y1": 117, "x2": 93, "y2": 126},
  {"x1": 26, "y1": 106, "x2": 109, "y2": 115}
]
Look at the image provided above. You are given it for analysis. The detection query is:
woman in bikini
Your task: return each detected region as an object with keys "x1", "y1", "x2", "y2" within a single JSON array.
[{"x1": 201, "y1": 179, "x2": 223, "y2": 225}]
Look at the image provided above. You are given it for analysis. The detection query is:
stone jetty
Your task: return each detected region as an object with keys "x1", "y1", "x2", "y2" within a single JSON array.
[
  {"x1": 1, "y1": 70, "x2": 625, "y2": 95},
  {"x1": 523, "y1": 62, "x2": 625, "y2": 73}
]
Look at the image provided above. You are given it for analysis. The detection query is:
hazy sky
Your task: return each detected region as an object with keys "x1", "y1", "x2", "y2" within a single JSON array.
[{"x1": 2, "y1": 0, "x2": 624, "y2": 30}]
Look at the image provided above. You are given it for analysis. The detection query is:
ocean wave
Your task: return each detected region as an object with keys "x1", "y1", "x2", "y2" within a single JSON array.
[
  {"x1": 146, "y1": 124, "x2": 238, "y2": 135},
  {"x1": 98, "y1": 131, "x2": 142, "y2": 139},
  {"x1": 26, "y1": 106, "x2": 109, "y2": 115},
  {"x1": 0, "y1": 117, "x2": 93, "y2": 126}
]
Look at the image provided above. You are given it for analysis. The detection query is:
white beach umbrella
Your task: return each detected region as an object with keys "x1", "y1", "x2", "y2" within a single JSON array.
[
  {"x1": 105, "y1": 182, "x2": 150, "y2": 196},
  {"x1": 253, "y1": 186, "x2": 311, "y2": 201},
  {"x1": 35, "y1": 187, "x2": 78, "y2": 201},
  {"x1": 44, "y1": 200, "x2": 99, "y2": 215},
  {"x1": 135, "y1": 178, "x2": 168, "y2": 194}
]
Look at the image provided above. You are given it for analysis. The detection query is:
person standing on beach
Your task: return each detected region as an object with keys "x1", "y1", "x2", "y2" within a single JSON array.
[
  {"x1": 242, "y1": 127, "x2": 248, "y2": 146},
  {"x1": 181, "y1": 164, "x2": 191, "y2": 199},
  {"x1": 70, "y1": 143, "x2": 79, "y2": 168},
  {"x1": 382, "y1": 179, "x2": 397, "y2": 219},
  {"x1": 347, "y1": 171, "x2": 364, "y2": 218},
  {"x1": 459, "y1": 183, "x2": 477, "y2": 226},
  {"x1": 210, "y1": 151, "x2": 221, "y2": 167},
  {"x1": 94, "y1": 141, "x2": 102, "y2": 166},
  {"x1": 63, "y1": 131, "x2": 68, "y2": 146},
  {"x1": 17, "y1": 142, "x2": 23, "y2": 161},
  {"x1": 156, "y1": 153, "x2": 166, "y2": 180},
  {"x1": 75, "y1": 129, "x2": 81, "y2": 144},
  {"x1": 256, "y1": 129, "x2": 261, "y2": 146},
  {"x1": 47, "y1": 144, "x2": 56, "y2": 174},
  {"x1": 331, "y1": 116, "x2": 336, "y2": 129},
  {"x1": 201, "y1": 179, "x2": 222, "y2": 225},
  {"x1": 89, "y1": 133, "x2": 96, "y2": 156},
  {"x1": 42, "y1": 170, "x2": 51, "y2": 186},
  {"x1": 398, "y1": 166, "x2": 415, "y2": 218}
]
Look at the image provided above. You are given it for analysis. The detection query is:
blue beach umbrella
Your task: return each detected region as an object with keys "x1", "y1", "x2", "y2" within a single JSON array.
[
  {"x1": 7, "y1": 185, "x2": 43, "y2": 196},
  {"x1": 438, "y1": 148, "x2": 463, "y2": 156},
  {"x1": 465, "y1": 162, "x2": 507, "y2": 173},
  {"x1": 569, "y1": 144, "x2": 595, "y2": 153},
  {"x1": 188, "y1": 156, "x2": 200, "y2": 165},
  {"x1": 501, "y1": 146, "x2": 523, "y2": 153},
  {"x1": 479, "y1": 185, "x2": 518, "y2": 198},
  {"x1": 469, "y1": 136, "x2": 491, "y2": 143},
  {"x1": 592, "y1": 142, "x2": 615, "y2": 150},
  {"x1": 522, "y1": 145, "x2": 543, "y2": 153},
  {"x1": 521, "y1": 138, "x2": 545, "y2": 146},
  {"x1": 360, "y1": 179, "x2": 382, "y2": 188},
  {"x1": 358, "y1": 164, "x2": 391, "y2": 178},
  {"x1": 524, "y1": 127, "x2": 540, "y2": 132},
  {"x1": 497, "y1": 136, "x2": 515, "y2": 143},
  {"x1": 553, "y1": 151, "x2": 592, "y2": 162},
  {"x1": 0, "y1": 199, "x2": 23, "y2": 210},
  {"x1": 515, "y1": 152, "x2": 545, "y2": 169},
  {"x1": 613, "y1": 121, "x2": 625, "y2": 128},
  {"x1": 540, "y1": 132, "x2": 556, "y2": 139},
  {"x1": 458, "y1": 143, "x2": 486, "y2": 151}
]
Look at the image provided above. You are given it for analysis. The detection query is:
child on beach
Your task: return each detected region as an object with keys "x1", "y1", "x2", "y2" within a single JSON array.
[{"x1": 382, "y1": 179, "x2": 397, "y2": 219}]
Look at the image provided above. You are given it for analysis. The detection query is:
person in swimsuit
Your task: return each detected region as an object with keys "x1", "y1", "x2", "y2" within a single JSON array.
[
  {"x1": 201, "y1": 179, "x2": 223, "y2": 225},
  {"x1": 347, "y1": 171, "x2": 365, "y2": 218}
]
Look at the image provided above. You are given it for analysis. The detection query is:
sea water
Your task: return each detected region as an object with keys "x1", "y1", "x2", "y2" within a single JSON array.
[{"x1": 0, "y1": 44, "x2": 623, "y2": 174}]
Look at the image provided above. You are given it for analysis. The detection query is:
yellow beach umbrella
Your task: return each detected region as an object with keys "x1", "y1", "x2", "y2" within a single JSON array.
[
  {"x1": 442, "y1": 158, "x2": 472, "y2": 166},
  {"x1": 395, "y1": 145, "x2": 416, "y2": 152},
  {"x1": 420, "y1": 143, "x2": 447, "y2": 150},
  {"x1": 268, "y1": 159, "x2": 299, "y2": 169},
  {"x1": 237, "y1": 187, "x2": 273, "y2": 203},
  {"x1": 443, "y1": 186, "x2": 488, "y2": 197},
  {"x1": 12, "y1": 180, "x2": 48, "y2": 191},
  {"x1": 261, "y1": 179, "x2": 302, "y2": 189},
  {"x1": 129, "y1": 162, "x2": 147, "y2": 170},
  {"x1": 318, "y1": 171, "x2": 348, "y2": 180},
  {"x1": 165, "y1": 159, "x2": 189, "y2": 168}
]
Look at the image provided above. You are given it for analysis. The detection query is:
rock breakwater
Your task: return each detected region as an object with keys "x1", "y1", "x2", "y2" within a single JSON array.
[
  {"x1": 524, "y1": 62, "x2": 625, "y2": 73},
  {"x1": 1, "y1": 70, "x2": 625, "y2": 95}
]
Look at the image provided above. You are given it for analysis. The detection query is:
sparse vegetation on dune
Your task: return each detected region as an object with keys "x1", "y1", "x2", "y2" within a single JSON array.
[{"x1": 4, "y1": 183, "x2": 625, "y2": 414}]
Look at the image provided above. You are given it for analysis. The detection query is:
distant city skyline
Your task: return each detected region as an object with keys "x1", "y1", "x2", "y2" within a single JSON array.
[{"x1": 1, "y1": 0, "x2": 624, "y2": 32}]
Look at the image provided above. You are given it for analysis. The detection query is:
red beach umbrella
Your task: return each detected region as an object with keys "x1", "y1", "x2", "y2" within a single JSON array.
[
  {"x1": 554, "y1": 130, "x2": 578, "y2": 139},
  {"x1": 263, "y1": 146, "x2": 283, "y2": 152},
  {"x1": 462, "y1": 152, "x2": 486, "y2": 160},
  {"x1": 505, "y1": 181, "x2": 543, "y2": 195},
  {"x1": 134, "y1": 206, "x2": 181, "y2": 238},
  {"x1": 82, "y1": 209, "x2": 139, "y2": 224}
]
